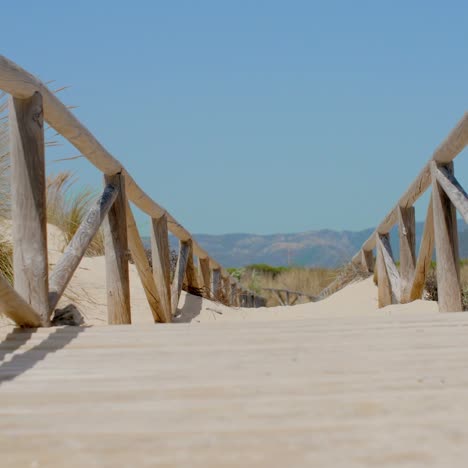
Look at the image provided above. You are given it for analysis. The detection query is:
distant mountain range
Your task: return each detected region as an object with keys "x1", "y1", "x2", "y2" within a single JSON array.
[{"x1": 143, "y1": 221, "x2": 468, "y2": 269}]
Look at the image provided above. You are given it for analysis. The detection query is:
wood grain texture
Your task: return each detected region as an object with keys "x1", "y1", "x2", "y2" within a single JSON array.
[
  {"x1": 126, "y1": 203, "x2": 166, "y2": 323},
  {"x1": 398, "y1": 206, "x2": 416, "y2": 303},
  {"x1": 2, "y1": 315, "x2": 468, "y2": 467},
  {"x1": 360, "y1": 249, "x2": 374, "y2": 273},
  {"x1": 198, "y1": 258, "x2": 211, "y2": 298},
  {"x1": 376, "y1": 234, "x2": 400, "y2": 307},
  {"x1": 150, "y1": 215, "x2": 172, "y2": 322},
  {"x1": 0, "y1": 55, "x2": 226, "y2": 274},
  {"x1": 211, "y1": 269, "x2": 222, "y2": 300},
  {"x1": 9, "y1": 92, "x2": 49, "y2": 325},
  {"x1": 184, "y1": 241, "x2": 200, "y2": 291},
  {"x1": 0, "y1": 274, "x2": 42, "y2": 327},
  {"x1": 434, "y1": 164, "x2": 468, "y2": 223},
  {"x1": 171, "y1": 241, "x2": 190, "y2": 316},
  {"x1": 410, "y1": 198, "x2": 435, "y2": 301},
  {"x1": 49, "y1": 184, "x2": 119, "y2": 312},
  {"x1": 431, "y1": 162, "x2": 462, "y2": 312},
  {"x1": 103, "y1": 174, "x2": 131, "y2": 324}
]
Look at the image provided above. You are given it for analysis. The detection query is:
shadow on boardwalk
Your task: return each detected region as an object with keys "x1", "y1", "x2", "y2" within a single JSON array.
[{"x1": 0, "y1": 327, "x2": 84, "y2": 385}]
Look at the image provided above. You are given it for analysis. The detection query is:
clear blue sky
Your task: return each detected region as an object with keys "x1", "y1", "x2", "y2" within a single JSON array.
[{"x1": 3, "y1": 1, "x2": 468, "y2": 235}]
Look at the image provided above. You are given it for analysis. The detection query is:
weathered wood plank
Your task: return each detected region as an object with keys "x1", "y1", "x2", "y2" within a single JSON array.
[
  {"x1": 103, "y1": 173, "x2": 131, "y2": 324},
  {"x1": 184, "y1": 241, "x2": 200, "y2": 291},
  {"x1": 9, "y1": 92, "x2": 49, "y2": 325},
  {"x1": 171, "y1": 241, "x2": 190, "y2": 316},
  {"x1": 0, "y1": 274, "x2": 42, "y2": 327},
  {"x1": 49, "y1": 184, "x2": 118, "y2": 312},
  {"x1": 126, "y1": 202, "x2": 166, "y2": 323},
  {"x1": 211, "y1": 268, "x2": 222, "y2": 301},
  {"x1": 230, "y1": 282, "x2": 238, "y2": 306},
  {"x1": 376, "y1": 234, "x2": 400, "y2": 307},
  {"x1": 398, "y1": 206, "x2": 416, "y2": 303},
  {"x1": 151, "y1": 214, "x2": 172, "y2": 322},
  {"x1": 360, "y1": 249, "x2": 374, "y2": 273},
  {"x1": 223, "y1": 276, "x2": 232, "y2": 305},
  {"x1": 434, "y1": 164, "x2": 468, "y2": 223},
  {"x1": 431, "y1": 162, "x2": 462, "y2": 312},
  {"x1": 410, "y1": 198, "x2": 435, "y2": 301},
  {"x1": 198, "y1": 257, "x2": 211, "y2": 298}
]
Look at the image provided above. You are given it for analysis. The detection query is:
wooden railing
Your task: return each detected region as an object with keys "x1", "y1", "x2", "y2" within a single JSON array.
[
  {"x1": 0, "y1": 55, "x2": 264, "y2": 327},
  {"x1": 350, "y1": 113, "x2": 468, "y2": 312},
  {"x1": 261, "y1": 287, "x2": 317, "y2": 306}
]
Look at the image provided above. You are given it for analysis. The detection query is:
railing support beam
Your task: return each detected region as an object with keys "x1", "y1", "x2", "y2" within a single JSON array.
[{"x1": 9, "y1": 91, "x2": 49, "y2": 326}]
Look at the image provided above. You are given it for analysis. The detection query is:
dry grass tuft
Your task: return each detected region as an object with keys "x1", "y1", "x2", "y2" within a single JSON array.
[
  {"x1": 237, "y1": 266, "x2": 337, "y2": 307},
  {"x1": 46, "y1": 172, "x2": 104, "y2": 256}
]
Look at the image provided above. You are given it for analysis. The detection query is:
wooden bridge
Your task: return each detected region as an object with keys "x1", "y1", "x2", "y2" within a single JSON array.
[{"x1": 0, "y1": 55, "x2": 468, "y2": 466}]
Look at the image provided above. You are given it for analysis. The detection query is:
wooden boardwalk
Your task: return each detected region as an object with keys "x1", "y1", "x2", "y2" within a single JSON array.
[{"x1": 1, "y1": 310, "x2": 468, "y2": 467}]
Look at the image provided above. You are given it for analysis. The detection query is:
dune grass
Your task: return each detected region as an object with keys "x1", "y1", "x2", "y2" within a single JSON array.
[
  {"x1": 234, "y1": 265, "x2": 338, "y2": 307},
  {"x1": 46, "y1": 171, "x2": 104, "y2": 256}
]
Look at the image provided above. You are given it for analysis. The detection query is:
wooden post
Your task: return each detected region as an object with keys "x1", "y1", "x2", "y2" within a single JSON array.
[
  {"x1": 171, "y1": 240, "x2": 190, "y2": 315},
  {"x1": 151, "y1": 214, "x2": 172, "y2": 322},
  {"x1": 9, "y1": 92, "x2": 49, "y2": 325},
  {"x1": 410, "y1": 198, "x2": 435, "y2": 301},
  {"x1": 398, "y1": 206, "x2": 416, "y2": 303},
  {"x1": 126, "y1": 201, "x2": 166, "y2": 323},
  {"x1": 198, "y1": 257, "x2": 211, "y2": 298},
  {"x1": 431, "y1": 162, "x2": 462, "y2": 312},
  {"x1": 231, "y1": 282, "x2": 238, "y2": 306},
  {"x1": 184, "y1": 241, "x2": 200, "y2": 292},
  {"x1": 376, "y1": 233, "x2": 400, "y2": 307},
  {"x1": 49, "y1": 183, "x2": 119, "y2": 312},
  {"x1": 212, "y1": 268, "x2": 221, "y2": 300},
  {"x1": 103, "y1": 173, "x2": 131, "y2": 324},
  {"x1": 223, "y1": 277, "x2": 232, "y2": 305},
  {"x1": 360, "y1": 249, "x2": 374, "y2": 273}
]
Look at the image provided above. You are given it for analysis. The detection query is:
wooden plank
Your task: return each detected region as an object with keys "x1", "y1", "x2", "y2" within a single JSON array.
[
  {"x1": 431, "y1": 162, "x2": 462, "y2": 312},
  {"x1": 49, "y1": 184, "x2": 118, "y2": 312},
  {"x1": 151, "y1": 214, "x2": 172, "y2": 322},
  {"x1": 211, "y1": 268, "x2": 222, "y2": 300},
  {"x1": 9, "y1": 92, "x2": 49, "y2": 325},
  {"x1": 230, "y1": 282, "x2": 238, "y2": 306},
  {"x1": 103, "y1": 173, "x2": 131, "y2": 324},
  {"x1": 410, "y1": 198, "x2": 435, "y2": 301},
  {"x1": 171, "y1": 241, "x2": 190, "y2": 316},
  {"x1": 274, "y1": 290, "x2": 285, "y2": 307},
  {"x1": 434, "y1": 164, "x2": 468, "y2": 223},
  {"x1": 0, "y1": 274, "x2": 42, "y2": 327},
  {"x1": 398, "y1": 206, "x2": 416, "y2": 303},
  {"x1": 126, "y1": 202, "x2": 166, "y2": 323},
  {"x1": 198, "y1": 257, "x2": 211, "y2": 298},
  {"x1": 376, "y1": 234, "x2": 400, "y2": 307},
  {"x1": 223, "y1": 276, "x2": 232, "y2": 305},
  {"x1": 360, "y1": 249, "x2": 374, "y2": 273},
  {"x1": 184, "y1": 241, "x2": 200, "y2": 291}
]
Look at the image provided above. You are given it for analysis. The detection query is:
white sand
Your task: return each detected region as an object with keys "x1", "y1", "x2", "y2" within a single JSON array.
[{"x1": 0, "y1": 221, "x2": 440, "y2": 324}]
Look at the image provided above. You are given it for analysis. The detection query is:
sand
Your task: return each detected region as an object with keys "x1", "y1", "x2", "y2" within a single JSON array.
[{"x1": 5, "y1": 226, "x2": 468, "y2": 467}]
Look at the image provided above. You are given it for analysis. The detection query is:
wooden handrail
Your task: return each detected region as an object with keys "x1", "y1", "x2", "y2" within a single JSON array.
[
  {"x1": 0, "y1": 54, "x2": 266, "y2": 326},
  {"x1": 0, "y1": 55, "x2": 226, "y2": 275},
  {"x1": 353, "y1": 112, "x2": 468, "y2": 258}
]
